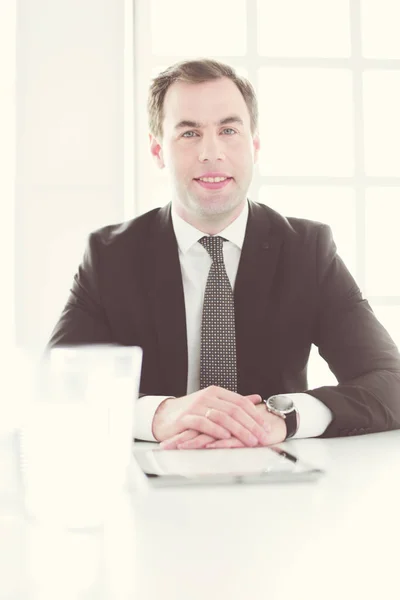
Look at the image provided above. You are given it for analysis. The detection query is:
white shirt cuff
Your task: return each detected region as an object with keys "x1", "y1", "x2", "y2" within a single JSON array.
[
  {"x1": 134, "y1": 395, "x2": 171, "y2": 442},
  {"x1": 278, "y1": 392, "x2": 333, "y2": 439}
]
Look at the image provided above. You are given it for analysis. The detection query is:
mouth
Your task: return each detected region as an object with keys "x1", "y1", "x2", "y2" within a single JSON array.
[{"x1": 194, "y1": 176, "x2": 233, "y2": 190}]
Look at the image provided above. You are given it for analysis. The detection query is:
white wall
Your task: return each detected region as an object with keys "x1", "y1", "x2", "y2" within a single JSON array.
[
  {"x1": 0, "y1": 2, "x2": 16, "y2": 349},
  {"x1": 15, "y1": 0, "x2": 127, "y2": 350}
]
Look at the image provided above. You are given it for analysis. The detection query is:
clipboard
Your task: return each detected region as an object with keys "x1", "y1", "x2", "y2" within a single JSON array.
[{"x1": 130, "y1": 445, "x2": 324, "y2": 488}]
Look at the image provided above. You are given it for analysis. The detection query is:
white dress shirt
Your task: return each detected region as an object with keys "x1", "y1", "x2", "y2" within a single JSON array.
[{"x1": 134, "y1": 201, "x2": 333, "y2": 441}]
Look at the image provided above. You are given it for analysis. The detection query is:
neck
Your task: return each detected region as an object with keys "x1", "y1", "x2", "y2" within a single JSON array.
[
  {"x1": 196, "y1": 218, "x2": 234, "y2": 236},
  {"x1": 175, "y1": 201, "x2": 246, "y2": 235}
]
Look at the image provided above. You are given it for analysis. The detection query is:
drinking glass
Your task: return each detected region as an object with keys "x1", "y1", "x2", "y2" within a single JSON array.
[{"x1": 19, "y1": 344, "x2": 142, "y2": 529}]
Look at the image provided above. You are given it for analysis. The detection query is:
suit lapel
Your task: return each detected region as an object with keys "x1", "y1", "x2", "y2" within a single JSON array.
[
  {"x1": 234, "y1": 201, "x2": 283, "y2": 394},
  {"x1": 147, "y1": 203, "x2": 188, "y2": 397}
]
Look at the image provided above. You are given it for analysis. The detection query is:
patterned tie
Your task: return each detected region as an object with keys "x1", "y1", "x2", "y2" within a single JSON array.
[{"x1": 199, "y1": 236, "x2": 237, "y2": 392}]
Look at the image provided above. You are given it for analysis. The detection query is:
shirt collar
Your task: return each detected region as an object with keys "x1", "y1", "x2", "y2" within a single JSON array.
[{"x1": 171, "y1": 201, "x2": 249, "y2": 255}]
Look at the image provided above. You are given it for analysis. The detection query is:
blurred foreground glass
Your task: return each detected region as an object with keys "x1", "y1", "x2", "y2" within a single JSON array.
[{"x1": 19, "y1": 345, "x2": 142, "y2": 530}]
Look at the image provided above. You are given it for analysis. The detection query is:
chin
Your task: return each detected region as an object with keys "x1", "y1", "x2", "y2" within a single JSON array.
[{"x1": 197, "y1": 198, "x2": 242, "y2": 217}]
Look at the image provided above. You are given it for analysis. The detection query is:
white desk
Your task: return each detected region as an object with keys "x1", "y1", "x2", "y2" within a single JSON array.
[{"x1": 1, "y1": 430, "x2": 399, "y2": 599}]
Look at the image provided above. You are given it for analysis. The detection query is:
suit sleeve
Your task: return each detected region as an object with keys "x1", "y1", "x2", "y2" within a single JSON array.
[
  {"x1": 307, "y1": 224, "x2": 400, "y2": 437},
  {"x1": 47, "y1": 232, "x2": 113, "y2": 348}
]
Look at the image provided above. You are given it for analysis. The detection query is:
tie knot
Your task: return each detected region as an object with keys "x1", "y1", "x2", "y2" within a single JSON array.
[{"x1": 199, "y1": 236, "x2": 226, "y2": 261}]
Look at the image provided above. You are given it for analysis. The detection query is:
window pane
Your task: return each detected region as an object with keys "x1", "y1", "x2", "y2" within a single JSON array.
[
  {"x1": 150, "y1": 0, "x2": 247, "y2": 56},
  {"x1": 258, "y1": 185, "x2": 357, "y2": 278},
  {"x1": 257, "y1": 0, "x2": 351, "y2": 58},
  {"x1": 363, "y1": 71, "x2": 400, "y2": 176},
  {"x1": 361, "y1": 0, "x2": 400, "y2": 59},
  {"x1": 370, "y1": 306, "x2": 400, "y2": 349},
  {"x1": 258, "y1": 68, "x2": 354, "y2": 176},
  {"x1": 365, "y1": 188, "x2": 400, "y2": 296}
]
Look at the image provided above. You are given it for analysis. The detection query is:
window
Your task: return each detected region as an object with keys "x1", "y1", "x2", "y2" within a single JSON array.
[
  {"x1": 14, "y1": 1, "x2": 127, "y2": 350},
  {"x1": 133, "y1": 0, "x2": 400, "y2": 386}
]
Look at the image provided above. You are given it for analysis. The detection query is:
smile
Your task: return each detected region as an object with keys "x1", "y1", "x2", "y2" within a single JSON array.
[
  {"x1": 198, "y1": 176, "x2": 227, "y2": 183},
  {"x1": 194, "y1": 177, "x2": 233, "y2": 190}
]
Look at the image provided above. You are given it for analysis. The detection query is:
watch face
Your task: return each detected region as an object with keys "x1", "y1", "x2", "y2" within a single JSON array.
[{"x1": 268, "y1": 395, "x2": 294, "y2": 414}]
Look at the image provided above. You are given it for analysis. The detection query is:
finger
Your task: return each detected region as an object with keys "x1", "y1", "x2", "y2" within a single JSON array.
[
  {"x1": 205, "y1": 410, "x2": 265, "y2": 447},
  {"x1": 212, "y1": 389, "x2": 265, "y2": 427},
  {"x1": 180, "y1": 414, "x2": 232, "y2": 441},
  {"x1": 246, "y1": 394, "x2": 263, "y2": 405},
  {"x1": 193, "y1": 400, "x2": 270, "y2": 446},
  {"x1": 210, "y1": 386, "x2": 262, "y2": 410},
  {"x1": 206, "y1": 438, "x2": 246, "y2": 449},
  {"x1": 177, "y1": 433, "x2": 216, "y2": 450},
  {"x1": 242, "y1": 396, "x2": 266, "y2": 425},
  {"x1": 193, "y1": 392, "x2": 265, "y2": 430},
  {"x1": 159, "y1": 429, "x2": 200, "y2": 450}
]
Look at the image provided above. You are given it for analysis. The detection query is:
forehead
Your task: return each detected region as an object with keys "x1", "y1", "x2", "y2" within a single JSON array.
[{"x1": 162, "y1": 77, "x2": 251, "y2": 129}]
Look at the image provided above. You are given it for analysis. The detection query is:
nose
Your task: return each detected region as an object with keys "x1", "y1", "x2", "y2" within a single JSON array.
[{"x1": 198, "y1": 133, "x2": 225, "y2": 162}]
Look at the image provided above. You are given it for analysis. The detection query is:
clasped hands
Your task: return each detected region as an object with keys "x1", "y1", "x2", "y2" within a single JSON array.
[{"x1": 152, "y1": 386, "x2": 287, "y2": 450}]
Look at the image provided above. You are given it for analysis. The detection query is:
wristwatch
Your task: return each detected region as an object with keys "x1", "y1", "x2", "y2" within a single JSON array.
[{"x1": 263, "y1": 395, "x2": 299, "y2": 439}]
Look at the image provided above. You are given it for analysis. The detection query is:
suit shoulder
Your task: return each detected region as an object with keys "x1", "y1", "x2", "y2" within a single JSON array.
[
  {"x1": 251, "y1": 201, "x2": 332, "y2": 240},
  {"x1": 88, "y1": 206, "x2": 164, "y2": 248},
  {"x1": 286, "y1": 215, "x2": 332, "y2": 239}
]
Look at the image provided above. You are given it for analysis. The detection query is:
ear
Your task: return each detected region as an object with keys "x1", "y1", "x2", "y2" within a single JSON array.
[
  {"x1": 252, "y1": 133, "x2": 260, "y2": 164},
  {"x1": 149, "y1": 134, "x2": 165, "y2": 169}
]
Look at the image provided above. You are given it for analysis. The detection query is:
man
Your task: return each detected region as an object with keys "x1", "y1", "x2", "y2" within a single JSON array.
[{"x1": 48, "y1": 58, "x2": 400, "y2": 450}]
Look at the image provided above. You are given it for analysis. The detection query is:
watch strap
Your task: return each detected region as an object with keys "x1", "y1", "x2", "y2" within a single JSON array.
[{"x1": 284, "y1": 407, "x2": 299, "y2": 439}]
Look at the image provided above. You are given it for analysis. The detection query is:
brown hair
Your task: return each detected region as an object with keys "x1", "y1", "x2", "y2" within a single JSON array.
[{"x1": 147, "y1": 58, "x2": 258, "y2": 139}]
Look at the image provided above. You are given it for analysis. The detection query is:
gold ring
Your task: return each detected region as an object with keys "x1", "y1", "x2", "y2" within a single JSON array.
[{"x1": 205, "y1": 408, "x2": 212, "y2": 419}]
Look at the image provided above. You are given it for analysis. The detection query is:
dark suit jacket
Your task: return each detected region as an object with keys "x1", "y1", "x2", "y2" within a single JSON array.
[{"x1": 48, "y1": 200, "x2": 400, "y2": 438}]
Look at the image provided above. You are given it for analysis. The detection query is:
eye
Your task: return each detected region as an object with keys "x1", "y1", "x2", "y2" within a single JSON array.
[
  {"x1": 182, "y1": 131, "x2": 198, "y2": 138},
  {"x1": 222, "y1": 128, "x2": 236, "y2": 135}
]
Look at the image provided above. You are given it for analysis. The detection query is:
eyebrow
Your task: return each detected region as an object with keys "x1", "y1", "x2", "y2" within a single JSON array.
[{"x1": 174, "y1": 115, "x2": 244, "y2": 130}]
